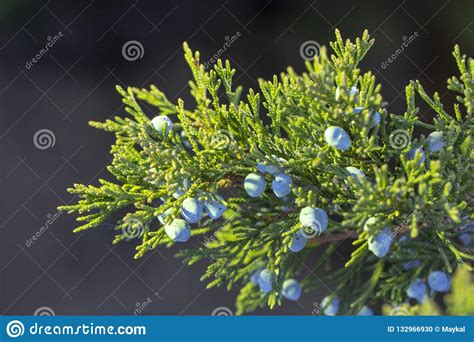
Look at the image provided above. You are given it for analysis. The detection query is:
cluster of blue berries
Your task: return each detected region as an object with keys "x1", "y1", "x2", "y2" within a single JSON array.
[
  {"x1": 158, "y1": 180, "x2": 227, "y2": 243},
  {"x1": 151, "y1": 117, "x2": 453, "y2": 312},
  {"x1": 244, "y1": 160, "x2": 333, "y2": 256},
  {"x1": 150, "y1": 117, "x2": 229, "y2": 242},
  {"x1": 406, "y1": 270, "x2": 451, "y2": 303},
  {"x1": 244, "y1": 161, "x2": 292, "y2": 198},
  {"x1": 250, "y1": 268, "x2": 302, "y2": 301}
]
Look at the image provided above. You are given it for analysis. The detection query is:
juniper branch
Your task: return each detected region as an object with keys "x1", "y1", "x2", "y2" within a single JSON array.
[{"x1": 60, "y1": 29, "x2": 473, "y2": 315}]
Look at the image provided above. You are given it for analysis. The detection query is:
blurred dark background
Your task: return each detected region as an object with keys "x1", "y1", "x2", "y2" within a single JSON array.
[{"x1": 0, "y1": 0, "x2": 472, "y2": 315}]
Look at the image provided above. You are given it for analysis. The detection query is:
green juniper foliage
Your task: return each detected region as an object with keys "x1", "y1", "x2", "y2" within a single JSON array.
[
  {"x1": 382, "y1": 266, "x2": 474, "y2": 315},
  {"x1": 60, "y1": 30, "x2": 473, "y2": 315}
]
